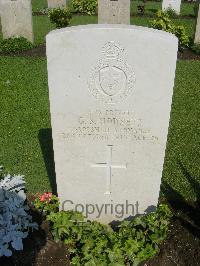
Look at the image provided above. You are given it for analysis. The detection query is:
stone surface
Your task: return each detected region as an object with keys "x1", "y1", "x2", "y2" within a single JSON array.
[
  {"x1": 98, "y1": 0, "x2": 130, "y2": 24},
  {"x1": 162, "y1": 0, "x2": 181, "y2": 14},
  {"x1": 47, "y1": 0, "x2": 66, "y2": 9},
  {"x1": 195, "y1": 4, "x2": 200, "y2": 44},
  {"x1": 46, "y1": 25, "x2": 178, "y2": 223},
  {"x1": 0, "y1": 0, "x2": 33, "y2": 43}
]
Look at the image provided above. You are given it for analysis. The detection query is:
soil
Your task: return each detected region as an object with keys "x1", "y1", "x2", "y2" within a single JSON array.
[
  {"x1": 1, "y1": 44, "x2": 200, "y2": 60},
  {"x1": 32, "y1": 11, "x2": 196, "y2": 20},
  {"x1": 0, "y1": 44, "x2": 46, "y2": 58},
  {"x1": 0, "y1": 40, "x2": 200, "y2": 265},
  {"x1": 32, "y1": 12, "x2": 48, "y2": 16},
  {"x1": 131, "y1": 13, "x2": 196, "y2": 19},
  {"x1": 178, "y1": 49, "x2": 200, "y2": 60},
  {"x1": 0, "y1": 197, "x2": 200, "y2": 266},
  {"x1": 144, "y1": 200, "x2": 200, "y2": 266},
  {"x1": 0, "y1": 194, "x2": 71, "y2": 266}
]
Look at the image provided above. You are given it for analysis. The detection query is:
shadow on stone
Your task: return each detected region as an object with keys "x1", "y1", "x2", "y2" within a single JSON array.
[{"x1": 109, "y1": 204, "x2": 156, "y2": 230}]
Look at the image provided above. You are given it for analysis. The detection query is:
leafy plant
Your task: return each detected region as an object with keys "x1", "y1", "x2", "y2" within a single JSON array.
[
  {"x1": 70, "y1": 0, "x2": 97, "y2": 15},
  {"x1": 47, "y1": 204, "x2": 172, "y2": 265},
  {"x1": 151, "y1": 10, "x2": 190, "y2": 49},
  {"x1": 34, "y1": 192, "x2": 59, "y2": 215},
  {"x1": 38, "y1": 7, "x2": 49, "y2": 15},
  {"x1": 0, "y1": 37, "x2": 33, "y2": 54},
  {"x1": 48, "y1": 7, "x2": 72, "y2": 28},
  {"x1": 0, "y1": 169, "x2": 38, "y2": 257},
  {"x1": 164, "y1": 7, "x2": 179, "y2": 18},
  {"x1": 191, "y1": 43, "x2": 200, "y2": 55}
]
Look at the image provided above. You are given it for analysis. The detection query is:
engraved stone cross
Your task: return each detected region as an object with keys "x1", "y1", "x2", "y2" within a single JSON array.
[{"x1": 91, "y1": 145, "x2": 127, "y2": 195}]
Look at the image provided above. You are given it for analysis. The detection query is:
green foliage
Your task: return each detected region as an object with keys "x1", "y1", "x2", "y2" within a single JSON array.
[
  {"x1": 34, "y1": 192, "x2": 59, "y2": 215},
  {"x1": 174, "y1": 25, "x2": 191, "y2": 48},
  {"x1": 191, "y1": 43, "x2": 200, "y2": 55},
  {"x1": 48, "y1": 7, "x2": 72, "y2": 28},
  {"x1": 151, "y1": 10, "x2": 190, "y2": 48},
  {"x1": 31, "y1": 0, "x2": 47, "y2": 12},
  {"x1": 0, "y1": 168, "x2": 38, "y2": 257},
  {"x1": 47, "y1": 204, "x2": 172, "y2": 265},
  {"x1": 193, "y1": 2, "x2": 199, "y2": 17},
  {"x1": 37, "y1": 7, "x2": 49, "y2": 15},
  {"x1": 164, "y1": 7, "x2": 179, "y2": 18},
  {"x1": 0, "y1": 37, "x2": 33, "y2": 54},
  {"x1": 71, "y1": 0, "x2": 97, "y2": 15}
]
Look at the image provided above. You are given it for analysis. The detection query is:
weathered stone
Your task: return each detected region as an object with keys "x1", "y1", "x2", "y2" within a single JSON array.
[
  {"x1": 162, "y1": 0, "x2": 181, "y2": 14},
  {"x1": 0, "y1": 0, "x2": 33, "y2": 43},
  {"x1": 47, "y1": 0, "x2": 66, "y2": 9},
  {"x1": 195, "y1": 4, "x2": 200, "y2": 44},
  {"x1": 46, "y1": 25, "x2": 178, "y2": 223},
  {"x1": 98, "y1": 0, "x2": 130, "y2": 24}
]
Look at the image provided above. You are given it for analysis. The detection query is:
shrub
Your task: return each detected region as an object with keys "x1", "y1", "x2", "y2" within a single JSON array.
[
  {"x1": 34, "y1": 192, "x2": 59, "y2": 215},
  {"x1": 71, "y1": 0, "x2": 97, "y2": 15},
  {"x1": 48, "y1": 7, "x2": 72, "y2": 28},
  {"x1": 191, "y1": 43, "x2": 200, "y2": 55},
  {"x1": 0, "y1": 37, "x2": 33, "y2": 54},
  {"x1": 0, "y1": 168, "x2": 38, "y2": 257},
  {"x1": 164, "y1": 7, "x2": 179, "y2": 18},
  {"x1": 151, "y1": 10, "x2": 190, "y2": 49},
  {"x1": 38, "y1": 8, "x2": 49, "y2": 15},
  {"x1": 46, "y1": 202, "x2": 172, "y2": 265}
]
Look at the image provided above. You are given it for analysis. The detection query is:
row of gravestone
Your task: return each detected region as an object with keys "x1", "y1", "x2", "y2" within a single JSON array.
[
  {"x1": 0, "y1": 0, "x2": 199, "y2": 223},
  {"x1": 0, "y1": 0, "x2": 66, "y2": 43},
  {"x1": 0, "y1": 0, "x2": 200, "y2": 44}
]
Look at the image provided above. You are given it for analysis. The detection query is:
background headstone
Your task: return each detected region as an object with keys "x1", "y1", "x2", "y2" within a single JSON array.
[
  {"x1": 162, "y1": 0, "x2": 181, "y2": 14},
  {"x1": 194, "y1": 4, "x2": 200, "y2": 44},
  {"x1": 0, "y1": 0, "x2": 33, "y2": 43},
  {"x1": 47, "y1": 0, "x2": 66, "y2": 9},
  {"x1": 98, "y1": 0, "x2": 130, "y2": 24},
  {"x1": 47, "y1": 25, "x2": 178, "y2": 223}
]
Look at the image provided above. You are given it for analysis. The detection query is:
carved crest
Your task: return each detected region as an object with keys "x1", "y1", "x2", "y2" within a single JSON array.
[{"x1": 88, "y1": 41, "x2": 136, "y2": 104}]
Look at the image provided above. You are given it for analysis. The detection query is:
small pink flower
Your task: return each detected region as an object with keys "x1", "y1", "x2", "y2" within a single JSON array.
[
  {"x1": 39, "y1": 192, "x2": 53, "y2": 202},
  {"x1": 39, "y1": 195, "x2": 46, "y2": 202}
]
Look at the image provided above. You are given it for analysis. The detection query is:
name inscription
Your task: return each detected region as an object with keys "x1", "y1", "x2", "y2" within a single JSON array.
[{"x1": 60, "y1": 110, "x2": 159, "y2": 142}]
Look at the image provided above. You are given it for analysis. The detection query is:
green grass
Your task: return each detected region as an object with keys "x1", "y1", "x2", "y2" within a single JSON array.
[
  {"x1": 162, "y1": 60, "x2": 200, "y2": 201},
  {"x1": 173, "y1": 18, "x2": 196, "y2": 39},
  {"x1": 130, "y1": 1, "x2": 196, "y2": 17},
  {"x1": 0, "y1": 5, "x2": 199, "y2": 202},
  {"x1": 131, "y1": 16, "x2": 196, "y2": 39},
  {"x1": 0, "y1": 57, "x2": 51, "y2": 192},
  {"x1": 32, "y1": 0, "x2": 47, "y2": 12},
  {"x1": 1, "y1": 15, "x2": 195, "y2": 46},
  {"x1": 0, "y1": 57, "x2": 200, "y2": 202},
  {"x1": 0, "y1": 15, "x2": 196, "y2": 46},
  {"x1": 33, "y1": 16, "x2": 55, "y2": 45},
  {"x1": 0, "y1": 1, "x2": 197, "y2": 45},
  {"x1": 31, "y1": 0, "x2": 196, "y2": 17},
  {"x1": 0, "y1": 13, "x2": 196, "y2": 45}
]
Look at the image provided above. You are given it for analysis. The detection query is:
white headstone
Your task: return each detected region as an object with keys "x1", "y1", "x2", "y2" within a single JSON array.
[
  {"x1": 47, "y1": 0, "x2": 66, "y2": 9},
  {"x1": 46, "y1": 25, "x2": 178, "y2": 223},
  {"x1": 98, "y1": 0, "x2": 130, "y2": 24},
  {"x1": 0, "y1": 0, "x2": 33, "y2": 43},
  {"x1": 162, "y1": 0, "x2": 181, "y2": 14},
  {"x1": 195, "y1": 4, "x2": 200, "y2": 44}
]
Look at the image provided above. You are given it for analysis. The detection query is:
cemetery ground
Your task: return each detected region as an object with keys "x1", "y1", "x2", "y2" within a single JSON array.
[{"x1": 0, "y1": 0, "x2": 200, "y2": 265}]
